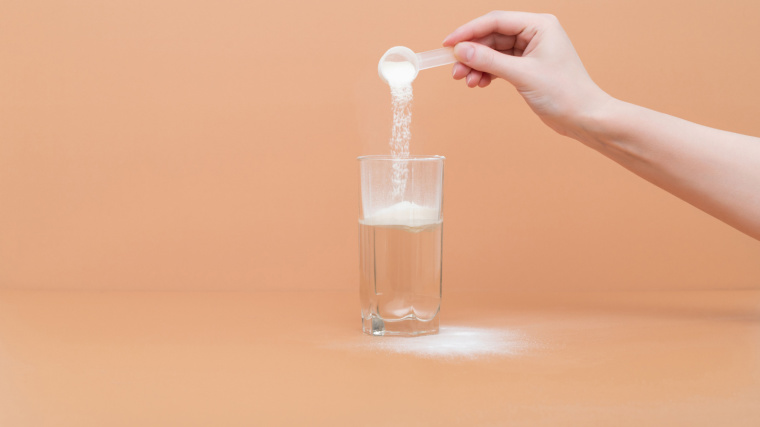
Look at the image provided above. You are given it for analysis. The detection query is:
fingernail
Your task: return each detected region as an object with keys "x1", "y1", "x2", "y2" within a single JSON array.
[
  {"x1": 451, "y1": 64, "x2": 457, "y2": 77},
  {"x1": 455, "y1": 43, "x2": 474, "y2": 62}
]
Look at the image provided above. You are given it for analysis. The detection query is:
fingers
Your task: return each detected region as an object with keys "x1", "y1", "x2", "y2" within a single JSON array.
[
  {"x1": 443, "y1": 11, "x2": 544, "y2": 47},
  {"x1": 478, "y1": 73, "x2": 492, "y2": 87},
  {"x1": 444, "y1": 11, "x2": 546, "y2": 86},
  {"x1": 471, "y1": 33, "x2": 516, "y2": 52},
  {"x1": 446, "y1": 11, "x2": 546, "y2": 88},
  {"x1": 452, "y1": 62, "x2": 471, "y2": 80},
  {"x1": 452, "y1": 63, "x2": 495, "y2": 88},
  {"x1": 453, "y1": 42, "x2": 526, "y2": 85},
  {"x1": 465, "y1": 70, "x2": 483, "y2": 88}
]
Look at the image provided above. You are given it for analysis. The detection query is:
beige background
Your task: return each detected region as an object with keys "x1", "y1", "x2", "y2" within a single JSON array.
[
  {"x1": 1, "y1": 0, "x2": 759, "y2": 291},
  {"x1": 2, "y1": 3, "x2": 760, "y2": 424}
]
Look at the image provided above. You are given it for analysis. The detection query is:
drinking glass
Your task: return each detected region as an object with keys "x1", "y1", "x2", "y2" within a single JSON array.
[{"x1": 358, "y1": 155, "x2": 444, "y2": 336}]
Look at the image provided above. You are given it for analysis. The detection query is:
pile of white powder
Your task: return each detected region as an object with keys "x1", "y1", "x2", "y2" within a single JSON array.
[
  {"x1": 334, "y1": 326, "x2": 530, "y2": 359},
  {"x1": 360, "y1": 201, "x2": 439, "y2": 228}
]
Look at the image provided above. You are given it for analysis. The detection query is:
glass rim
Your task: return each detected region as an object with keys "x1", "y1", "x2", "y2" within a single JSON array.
[{"x1": 357, "y1": 154, "x2": 445, "y2": 162}]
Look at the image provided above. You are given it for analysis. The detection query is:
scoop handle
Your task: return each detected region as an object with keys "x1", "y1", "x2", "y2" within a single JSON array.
[{"x1": 416, "y1": 47, "x2": 456, "y2": 70}]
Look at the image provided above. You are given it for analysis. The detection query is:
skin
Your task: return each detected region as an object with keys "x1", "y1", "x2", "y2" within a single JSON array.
[{"x1": 443, "y1": 11, "x2": 760, "y2": 241}]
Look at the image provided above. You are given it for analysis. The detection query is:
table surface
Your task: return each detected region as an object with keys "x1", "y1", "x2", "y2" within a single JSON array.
[{"x1": 1, "y1": 289, "x2": 759, "y2": 426}]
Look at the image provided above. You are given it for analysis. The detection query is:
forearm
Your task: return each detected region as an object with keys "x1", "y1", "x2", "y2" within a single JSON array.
[{"x1": 575, "y1": 97, "x2": 760, "y2": 240}]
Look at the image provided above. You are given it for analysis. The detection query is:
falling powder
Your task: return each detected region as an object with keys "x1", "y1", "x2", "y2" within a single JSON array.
[{"x1": 380, "y1": 60, "x2": 416, "y2": 198}]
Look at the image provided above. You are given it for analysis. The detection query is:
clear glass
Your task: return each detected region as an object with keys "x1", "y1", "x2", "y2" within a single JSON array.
[{"x1": 358, "y1": 155, "x2": 444, "y2": 336}]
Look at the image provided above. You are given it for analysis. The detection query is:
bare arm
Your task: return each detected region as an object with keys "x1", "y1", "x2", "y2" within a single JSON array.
[{"x1": 444, "y1": 11, "x2": 760, "y2": 240}]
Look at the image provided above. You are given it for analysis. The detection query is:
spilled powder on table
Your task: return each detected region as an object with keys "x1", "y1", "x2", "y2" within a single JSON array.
[{"x1": 334, "y1": 326, "x2": 532, "y2": 359}]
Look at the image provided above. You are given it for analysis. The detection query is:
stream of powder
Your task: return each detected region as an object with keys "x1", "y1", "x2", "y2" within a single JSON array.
[
  {"x1": 389, "y1": 83, "x2": 412, "y2": 197},
  {"x1": 381, "y1": 61, "x2": 415, "y2": 198}
]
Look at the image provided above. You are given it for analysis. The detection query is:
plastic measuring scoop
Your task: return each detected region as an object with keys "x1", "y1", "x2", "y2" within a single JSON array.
[{"x1": 378, "y1": 46, "x2": 456, "y2": 84}]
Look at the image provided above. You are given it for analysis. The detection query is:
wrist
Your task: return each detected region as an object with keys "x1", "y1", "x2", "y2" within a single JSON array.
[{"x1": 567, "y1": 91, "x2": 621, "y2": 149}]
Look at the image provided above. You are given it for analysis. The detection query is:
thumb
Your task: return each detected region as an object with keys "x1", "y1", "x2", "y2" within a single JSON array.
[{"x1": 454, "y1": 42, "x2": 526, "y2": 85}]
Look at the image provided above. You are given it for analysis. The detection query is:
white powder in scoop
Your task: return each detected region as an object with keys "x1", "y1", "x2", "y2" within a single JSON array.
[
  {"x1": 380, "y1": 61, "x2": 416, "y2": 198},
  {"x1": 380, "y1": 61, "x2": 416, "y2": 87}
]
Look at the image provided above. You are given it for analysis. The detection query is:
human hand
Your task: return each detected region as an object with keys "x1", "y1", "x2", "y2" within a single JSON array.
[{"x1": 443, "y1": 11, "x2": 613, "y2": 138}]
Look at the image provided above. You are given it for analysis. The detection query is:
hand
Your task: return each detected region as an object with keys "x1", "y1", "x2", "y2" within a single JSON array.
[{"x1": 443, "y1": 11, "x2": 613, "y2": 139}]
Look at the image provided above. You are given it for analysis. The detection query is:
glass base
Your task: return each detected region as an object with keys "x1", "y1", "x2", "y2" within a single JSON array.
[{"x1": 362, "y1": 314, "x2": 439, "y2": 336}]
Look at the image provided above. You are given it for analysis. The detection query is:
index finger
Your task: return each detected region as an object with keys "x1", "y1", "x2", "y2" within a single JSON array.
[{"x1": 442, "y1": 11, "x2": 544, "y2": 46}]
